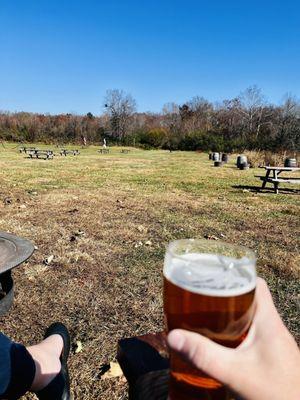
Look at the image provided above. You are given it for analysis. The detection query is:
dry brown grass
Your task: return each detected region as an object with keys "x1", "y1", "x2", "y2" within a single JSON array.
[
  {"x1": 0, "y1": 144, "x2": 299, "y2": 399},
  {"x1": 246, "y1": 150, "x2": 299, "y2": 167}
]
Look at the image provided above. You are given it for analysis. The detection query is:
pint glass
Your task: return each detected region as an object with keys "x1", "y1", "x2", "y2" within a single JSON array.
[{"x1": 164, "y1": 239, "x2": 256, "y2": 400}]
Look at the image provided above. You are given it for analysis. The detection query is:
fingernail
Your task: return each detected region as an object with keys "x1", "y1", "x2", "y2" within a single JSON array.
[{"x1": 168, "y1": 330, "x2": 185, "y2": 351}]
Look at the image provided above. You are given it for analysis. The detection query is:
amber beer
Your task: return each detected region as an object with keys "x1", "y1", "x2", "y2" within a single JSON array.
[{"x1": 163, "y1": 239, "x2": 256, "y2": 400}]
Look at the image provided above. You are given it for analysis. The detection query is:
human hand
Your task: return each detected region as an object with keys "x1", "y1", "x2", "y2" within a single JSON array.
[{"x1": 167, "y1": 278, "x2": 300, "y2": 400}]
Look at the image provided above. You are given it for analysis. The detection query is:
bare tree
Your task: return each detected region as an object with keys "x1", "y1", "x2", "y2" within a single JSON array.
[
  {"x1": 161, "y1": 103, "x2": 180, "y2": 129},
  {"x1": 238, "y1": 85, "x2": 266, "y2": 138},
  {"x1": 160, "y1": 103, "x2": 182, "y2": 150},
  {"x1": 213, "y1": 98, "x2": 243, "y2": 138},
  {"x1": 278, "y1": 94, "x2": 300, "y2": 150},
  {"x1": 104, "y1": 89, "x2": 136, "y2": 141},
  {"x1": 187, "y1": 96, "x2": 213, "y2": 132}
]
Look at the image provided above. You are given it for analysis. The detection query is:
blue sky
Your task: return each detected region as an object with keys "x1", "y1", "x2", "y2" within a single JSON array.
[{"x1": 1, "y1": 0, "x2": 300, "y2": 114}]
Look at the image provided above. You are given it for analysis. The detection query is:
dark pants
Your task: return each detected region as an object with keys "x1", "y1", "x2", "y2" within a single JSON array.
[{"x1": 0, "y1": 333, "x2": 36, "y2": 399}]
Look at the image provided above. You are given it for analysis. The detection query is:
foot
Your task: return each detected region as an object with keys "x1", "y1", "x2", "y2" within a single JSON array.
[{"x1": 27, "y1": 334, "x2": 63, "y2": 391}]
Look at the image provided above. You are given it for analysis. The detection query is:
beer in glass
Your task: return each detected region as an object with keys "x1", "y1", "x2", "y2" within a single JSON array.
[{"x1": 164, "y1": 239, "x2": 256, "y2": 400}]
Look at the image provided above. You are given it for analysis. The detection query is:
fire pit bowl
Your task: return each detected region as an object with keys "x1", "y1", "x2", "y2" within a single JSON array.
[{"x1": 0, "y1": 231, "x2": 34, "y2": 315}]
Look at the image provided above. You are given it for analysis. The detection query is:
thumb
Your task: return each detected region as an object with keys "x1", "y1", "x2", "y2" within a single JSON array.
[{"x1": 167, "y1": 329, "x2": 236, "y2": 385}]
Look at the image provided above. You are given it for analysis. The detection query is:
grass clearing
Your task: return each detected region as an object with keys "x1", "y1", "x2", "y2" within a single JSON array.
[{"x1": 0, "y1": 143, "x2": 299, "y2": 399}]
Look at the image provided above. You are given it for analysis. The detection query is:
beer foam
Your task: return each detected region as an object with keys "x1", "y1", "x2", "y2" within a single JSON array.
[{"x1": 164, "y1": 253, "x2": 256, "y2": 297}]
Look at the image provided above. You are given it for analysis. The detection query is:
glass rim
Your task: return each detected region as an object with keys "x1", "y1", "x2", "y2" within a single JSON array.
[{"x1": 166, "y1": 238, "x2": 257, "y2": 263}]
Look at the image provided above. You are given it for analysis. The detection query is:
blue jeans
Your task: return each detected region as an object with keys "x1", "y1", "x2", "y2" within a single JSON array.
[{"x1": 0, "y1": 333, "x2": 35, "y2": 399}]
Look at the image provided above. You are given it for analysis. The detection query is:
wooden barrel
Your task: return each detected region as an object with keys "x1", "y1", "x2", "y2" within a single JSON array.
[
  {"x1": 237, "y1": 155, "x2": 247, "y2": 168},
  {"x1": 222, "y1": 153, "x2": 229, "y2": 163},
  {"x1": 284, "y1": 158, "x2": 297, "y2": 168},
  {"x1": 212, "y1": 152, "x2": 220, "y2": 161}
]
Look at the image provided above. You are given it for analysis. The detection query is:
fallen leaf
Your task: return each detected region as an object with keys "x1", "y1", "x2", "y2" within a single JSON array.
[
  {"x1": 43, "y1": 255, "x2": 54, "y2": 265},
  {"x1": 145, "y1": 240, "x2": 152, "y2": 246},
  {"x1": 101, "y1": 362, "x2": 123, "y2": 379},
  {"x1": 75, "y1": 340, "x2": 83, "y2": 354},
  {"x1": 134, "y1": 241, "x2": 143, "y2": 248},
  {"x1": 74, "y1": 230, "x2": 85, "y2": 237}
]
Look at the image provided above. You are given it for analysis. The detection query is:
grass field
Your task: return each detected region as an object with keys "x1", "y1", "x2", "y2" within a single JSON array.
[{"x1": 0, "y1": 143, "x2": 299, "y2": 399}]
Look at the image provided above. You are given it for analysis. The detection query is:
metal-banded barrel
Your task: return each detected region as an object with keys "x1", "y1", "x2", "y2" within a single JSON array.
[
  {"x1": 284, "y1": 158, "x2": 297, "y2": 168},
  {"x1": 212, "y1": 152, "x2": 220, "y2": 161},
  {"x1": 222, "y1": 153, "x2": 229, "y2": 163},
  {"x1": 237, "y1": 155, "x2": 247, "y2": 168},
  {"x1": 239, "y1": 161, "x2": 249, "y2": 170}
]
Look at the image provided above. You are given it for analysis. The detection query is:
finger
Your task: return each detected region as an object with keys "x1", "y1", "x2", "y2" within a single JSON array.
[
  {"x1": 168, "y1": 329, "x2": 236, "y2": 385},
  {"x1": 253, "y1": 278, "x2": 285, "y2": 333}
]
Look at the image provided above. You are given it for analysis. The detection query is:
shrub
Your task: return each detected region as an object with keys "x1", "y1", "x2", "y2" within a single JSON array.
[
  {"x1": 139, "y1": 128, "x2": 168, "y2": 148},
  {"x1": 245, "y1": 150, "x2": 299, "y2": 167}
]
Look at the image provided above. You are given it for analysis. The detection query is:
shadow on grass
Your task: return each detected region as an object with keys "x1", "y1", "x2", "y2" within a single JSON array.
[{"x1": 232, "y1": 185, "x2": 300, "y2": 195}]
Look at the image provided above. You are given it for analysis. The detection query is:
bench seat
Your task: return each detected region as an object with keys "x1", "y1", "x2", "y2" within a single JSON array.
[
  {"x1": 256, "y1": 176, "x2": 300, "y2": 184},
  {"x1": 255, "y1": 175, "x2": 300, "y2": 193},
  {"x1": 60, "y1": 150, "x2": 79, "y2": 155},
  {"x1": 29, "y1": 151, "x2": 53, "y2": 160}
]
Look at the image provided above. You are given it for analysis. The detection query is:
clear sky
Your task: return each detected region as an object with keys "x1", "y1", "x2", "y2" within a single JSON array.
[{"x1": 1, "y1": 0, "x2": 300, "y2": 115}]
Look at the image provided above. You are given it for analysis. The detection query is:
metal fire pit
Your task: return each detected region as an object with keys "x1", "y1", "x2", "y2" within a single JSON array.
[{"x1": 0, "y1": 231, "x2": 34, "y2": 315}]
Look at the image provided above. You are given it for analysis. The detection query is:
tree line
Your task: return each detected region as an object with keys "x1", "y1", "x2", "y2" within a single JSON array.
[{"x1": 0, "y1": 86, "x2": 299, "y2": 152}]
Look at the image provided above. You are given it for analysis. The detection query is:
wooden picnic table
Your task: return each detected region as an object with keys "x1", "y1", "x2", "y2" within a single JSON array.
[
  {"x1": 28, "y1": 149, "x2": 54, "y2": 160},
  {"x1": 19, "y1": 146, "x2": 36, "y2": 154},
  {"x1": 256, "y1": 166, "x2": 300, "y2": 194},
  {"x1": 60, "y1": 149, "x2": 80, "y2": 156}
]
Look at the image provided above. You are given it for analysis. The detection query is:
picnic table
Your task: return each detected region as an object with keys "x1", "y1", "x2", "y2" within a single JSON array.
[
  {"x1": 60, "y1": 149, "x2": 80, "y2": 156},
  {"x1": 19, "y1": 146, "x2": 36, "y2": 154},
  {"x1": 256, "y1": 166, "x2": 300, "y2": 194},
  {"x1": 28, "y1": 149, "x2": 54, "y2": 160}
]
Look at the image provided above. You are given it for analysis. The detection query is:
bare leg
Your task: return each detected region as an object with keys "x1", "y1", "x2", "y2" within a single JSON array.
[{"x1": 27, "y1": 334, "x2": 63, "y2": 392}]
